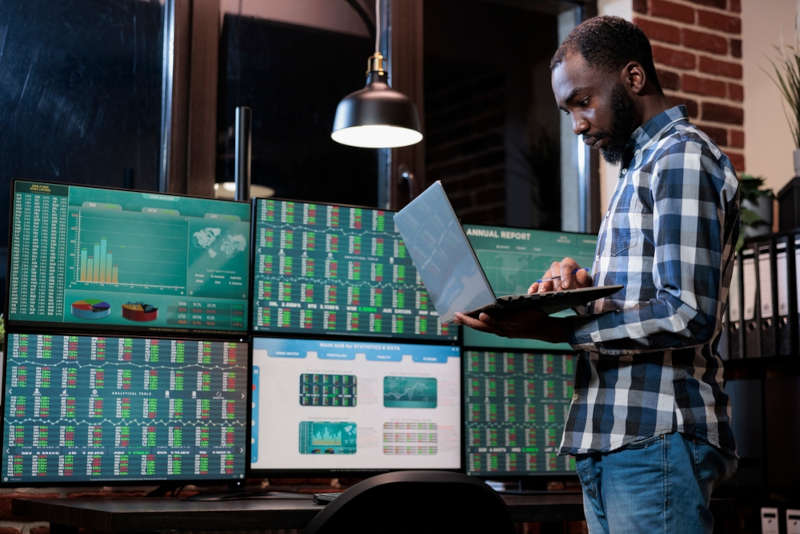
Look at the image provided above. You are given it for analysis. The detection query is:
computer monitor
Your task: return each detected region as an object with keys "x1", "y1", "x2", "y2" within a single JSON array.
[
  {"x1": 462, "y1": 224, "x2": 597, "y2": 351},
  {"x1": 250, "y1": 336, "x2": 461, "y2": 473},
  {"x1": 1, "y1": 332, "x2": 249, "y2": 485},
  {"x1": 251, "y1": 198, "x2": 456, "y2": 341},
  {"x1": 463, "y1": 349, "x2": 576, "y2": 477},
  {"x1": 6, "y1": 179, "x2": 250, "y2": 334}
]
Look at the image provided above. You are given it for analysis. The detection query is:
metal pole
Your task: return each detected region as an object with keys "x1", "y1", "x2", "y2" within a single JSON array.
[
  {"x1": 158, "y1": 0, "x2": 176, "y2": 193},
  {"x1": 378, "y1": 0, "x2": 391, "y2": 209},
  {"x1": 574, "y1": 4, "x2": 593, "y2": 233},
  {"x1": 234, "y1": 106, "x2": 252, "y2": 201}
]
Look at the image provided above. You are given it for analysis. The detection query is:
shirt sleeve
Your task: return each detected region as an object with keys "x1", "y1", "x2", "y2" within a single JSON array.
[{"x1": 568, "y1": 139, "x2": 739, "y2": 355}]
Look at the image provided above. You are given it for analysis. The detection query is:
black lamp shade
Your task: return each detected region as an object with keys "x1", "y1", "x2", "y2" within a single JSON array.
[{"x1": 331, "y1": 72, "x2": 423, "y2": 148}]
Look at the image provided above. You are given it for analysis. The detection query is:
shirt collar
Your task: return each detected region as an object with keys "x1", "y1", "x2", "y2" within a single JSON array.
[{"x1": 622, "y1": 105, "x2": 689, "y2": 167}]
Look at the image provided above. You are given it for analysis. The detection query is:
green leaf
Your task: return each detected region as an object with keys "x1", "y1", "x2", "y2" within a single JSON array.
[
  {"x1": 765, "y1": 42, "x2": 800, "y2": 147},
  {"x1": 740, "y1": 208, "x2": 766, "y2": 226}
]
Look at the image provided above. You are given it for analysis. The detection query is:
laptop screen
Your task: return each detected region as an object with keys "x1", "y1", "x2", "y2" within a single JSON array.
[{"x1": 393, "y1": 181, "x2": 495, "y2": 323}]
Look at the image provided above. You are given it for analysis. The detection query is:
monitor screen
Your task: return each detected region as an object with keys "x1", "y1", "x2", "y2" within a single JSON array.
[
  {"x1": 250, "y1": 337, "x2": 461, "y2": 473},
  {"x1": 463, "y1": 349, "x2": 576, "y2": 477},
  {"x1": 7, "y1": 180, "x2": 250, "y2": 333},
  {"x1": 1, "y1": 332, "x2": 248, "y2": 484},
  {"x1": 463, "y1": 225, "x2": 597, "y2": 350},
  {"x1": 251, "y1": 198, "x2": 456, "y2": 341}
]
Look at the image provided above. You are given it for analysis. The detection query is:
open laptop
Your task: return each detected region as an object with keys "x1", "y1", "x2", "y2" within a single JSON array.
[{"x1": 393, "y1": 181, "x2": 622, "y2": 324}]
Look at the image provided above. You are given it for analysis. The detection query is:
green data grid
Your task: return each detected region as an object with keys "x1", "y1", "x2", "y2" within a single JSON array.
[{"x1": 299, "y1": 373, "x2": 357, "y2": 407}]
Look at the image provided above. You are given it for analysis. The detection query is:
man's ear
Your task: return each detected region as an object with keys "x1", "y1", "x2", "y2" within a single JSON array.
[{"x1": 621, "y1": 61, "x2": 646, "y2": 94}]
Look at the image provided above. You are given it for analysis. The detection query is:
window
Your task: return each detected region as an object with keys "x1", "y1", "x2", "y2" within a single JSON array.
[
  {"x1": 421, "y1": 0, "x2": 596, "y2": 230},
  {"x1": 0, "y1": 0, "x2": 165, "y2": 245},
  {"x1": 216, "y1": 13, "x2": 379, "y2": 206}
]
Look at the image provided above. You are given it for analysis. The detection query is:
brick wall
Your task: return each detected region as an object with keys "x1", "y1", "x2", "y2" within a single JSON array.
[
  {"x1": 633, "y1": 0, "x2": 745, "y2": 171},
  {"x1": 425, "y1": 70, "x2": 508, "y2": 224}
]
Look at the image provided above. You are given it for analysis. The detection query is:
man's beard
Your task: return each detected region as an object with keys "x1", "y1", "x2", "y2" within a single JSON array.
[{"x1": 599, "y1": 84, "x2": 637, "y2": 164}]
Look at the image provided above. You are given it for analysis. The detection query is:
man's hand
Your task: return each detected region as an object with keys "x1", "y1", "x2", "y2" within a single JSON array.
[
  {"x1": 528, "y1": 257, "x2": 592, "y2": 294},
  {"x1": 454, "y1": 309, "x2": 571, "y2": 344}
]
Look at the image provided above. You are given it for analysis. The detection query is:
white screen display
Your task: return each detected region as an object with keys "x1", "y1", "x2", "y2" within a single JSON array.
[{"x1": 250, "y1": 337, "x2": 461, "y2": 471}]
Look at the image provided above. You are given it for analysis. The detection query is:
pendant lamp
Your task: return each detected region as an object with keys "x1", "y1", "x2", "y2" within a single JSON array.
[{"x1": 331, "y1": 0, "x2": 423, "y2": 148}]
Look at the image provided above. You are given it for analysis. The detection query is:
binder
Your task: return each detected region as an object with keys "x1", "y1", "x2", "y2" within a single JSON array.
[
  {"x1": 727, "y1": 256, "x2": 742, "y2": 359},
  {"x1": 757, "y1": 241, "x2": 776, "y2": 358},
  {"x1": 794, "y1": 232, "x2": 800, "y2": 358},
  {"x1": 761, "y1": 507, "x2": 779, "y2": 534},
  {"x1": 787, "y1": 509, "x2": 800, "y2": 534},
  {"x1": 774, "y1": 236, "x2": 792, "y2": 357},
  {"x1": 741, "y1": 247, "x2": 760, "y2": 358},
  {"x1": 790, "y1": 233, "x2": 800, "y2": 358}
]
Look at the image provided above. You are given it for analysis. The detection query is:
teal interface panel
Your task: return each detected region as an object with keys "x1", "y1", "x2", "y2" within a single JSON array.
[
  {"x1": 463, "y1": 350, "x2": 576, "y2": 477},
  {"x1": 7, "y1": 181, "x2": 250, "y2": 333},
  {"x1": 251, "y1": 198, "x2": 456, "y2": 340},
  {"x1": 1, "y1": 333, "x2": 248, "y2": 484},
  {"x1": 463, "y1": 225, "x2": 597, "y2": 350}
]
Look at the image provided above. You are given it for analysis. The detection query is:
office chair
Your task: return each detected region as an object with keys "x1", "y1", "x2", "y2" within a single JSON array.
[{"x1": 303, "y1": 470, "x2": 515, "y2": 534}]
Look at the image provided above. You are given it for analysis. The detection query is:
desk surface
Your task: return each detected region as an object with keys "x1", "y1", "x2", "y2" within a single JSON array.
[{"x1": 13, "y1": 493, "x2": 585, "y2": 532}]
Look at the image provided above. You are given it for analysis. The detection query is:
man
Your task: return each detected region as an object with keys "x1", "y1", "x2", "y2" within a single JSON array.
[{"x1": 456, "y1": 16, "x2": 739, "y2": 534}]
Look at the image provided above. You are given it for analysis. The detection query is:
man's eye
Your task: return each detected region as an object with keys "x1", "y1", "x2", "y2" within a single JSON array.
[{"x1": 579, "y1": 97, "x2": 590, "y2": 106}]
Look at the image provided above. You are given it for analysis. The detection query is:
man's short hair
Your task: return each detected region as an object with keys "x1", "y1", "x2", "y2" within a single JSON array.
[{"x1": 550, "y1": 16, "x2": 663, "y2": 94}]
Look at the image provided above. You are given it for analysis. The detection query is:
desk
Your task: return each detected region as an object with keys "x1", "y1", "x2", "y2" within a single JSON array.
[{"x1": 12, "y1": 493, "x2": 585, "y2": 533}]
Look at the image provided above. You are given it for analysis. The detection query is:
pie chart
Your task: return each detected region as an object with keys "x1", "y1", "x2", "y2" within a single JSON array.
[
  {"x1": 71, "y1": 299, "x2": 112, "y2": 320},
  {"x1": 122, "y1": 302, "x2": 158, "y2": 322}
]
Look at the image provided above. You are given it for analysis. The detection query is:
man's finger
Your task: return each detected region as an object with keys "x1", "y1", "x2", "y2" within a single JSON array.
[
  {"x1": 561, "y1": 266, "x2": 572, "y2": 289},
  {"x1": 454, "y1": 312, "x2": 496, "y2": 334},
  {"x1": 559, "y1": 258, "x2": 579, "y2": 289}
]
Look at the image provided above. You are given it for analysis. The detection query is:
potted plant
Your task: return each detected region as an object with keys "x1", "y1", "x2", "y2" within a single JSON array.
[
  {"x1": 768, "y1": 43, "x2": 800, "y2": 173},
  {"x1": 738, "y1": 173, "x2": 774, "y2": 250}
]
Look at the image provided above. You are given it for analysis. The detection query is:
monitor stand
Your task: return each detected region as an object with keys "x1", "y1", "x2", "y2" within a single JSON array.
[
  {"x1": 146, "y1": 482, "x2": 187, "y2": 498},
  {"x1": 184, "y1": 480, "x2": 316, "y2": 502},
  {"x1": 486, "y1": 478, "x2": 581, "y2": 495}
]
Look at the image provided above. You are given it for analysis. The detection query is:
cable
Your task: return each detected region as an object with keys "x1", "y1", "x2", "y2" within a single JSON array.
[{"x1": 374, "y1": 0, "x2": 380, "y2": 53}]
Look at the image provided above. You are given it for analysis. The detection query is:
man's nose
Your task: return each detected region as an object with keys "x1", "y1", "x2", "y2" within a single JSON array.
[{"x1": 572, "y1": 116, "x2": 589, "y2": 135}]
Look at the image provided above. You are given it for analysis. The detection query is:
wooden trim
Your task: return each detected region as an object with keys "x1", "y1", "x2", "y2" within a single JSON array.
[
  {"x1": 581, "y1": 2, "x2": 601, "y2": 231},
  {"x1": 186, "y1": 0, "x2": 219, "y2": 198},
  {"x1": 167, "y1": 0, "x2": 218, "y2": 197},
  {"x1": 389, "y1": 0, "x2": 425, "y2": 209}
]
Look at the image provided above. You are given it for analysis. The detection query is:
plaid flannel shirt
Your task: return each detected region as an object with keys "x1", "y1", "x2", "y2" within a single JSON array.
[{"x1": 560, "y1": 106, "x2": 739, "y2": 455}]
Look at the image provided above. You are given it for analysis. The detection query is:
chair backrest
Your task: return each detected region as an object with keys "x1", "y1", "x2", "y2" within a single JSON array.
[{"x1": 303, "y1": 470, "x2": 515, "y2": 534}]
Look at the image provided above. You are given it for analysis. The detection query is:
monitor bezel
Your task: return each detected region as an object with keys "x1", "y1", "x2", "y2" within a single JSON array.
[
  {"x1": 246, "y1": 334, "x2": 463, "y2": 478},
  {"x1": 5, "y1": 177, "x2": 252, "y2": 338},
  {"x1": 460, "y1": 345, "x2": 580, "y2": 481},
  {"x1": 247, "y1": 195, "x2": 458, "y2": 343},
  {"x1": 0, "y1": 328, "x2": 252, "y2": 488}
]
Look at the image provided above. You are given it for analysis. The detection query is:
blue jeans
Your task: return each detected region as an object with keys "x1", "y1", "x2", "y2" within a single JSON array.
[{"x1": 575, "y1": 433, "x2": 737, "y2": 534}]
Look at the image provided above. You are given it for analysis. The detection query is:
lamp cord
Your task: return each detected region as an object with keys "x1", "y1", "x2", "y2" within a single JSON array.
[{"x1": 374, "y1": 0, "x2": 380, "y2": 54}]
